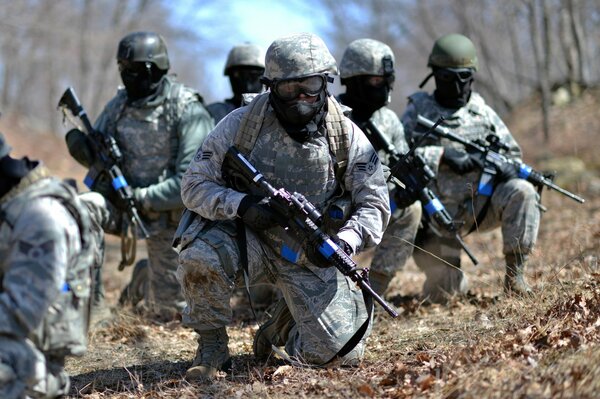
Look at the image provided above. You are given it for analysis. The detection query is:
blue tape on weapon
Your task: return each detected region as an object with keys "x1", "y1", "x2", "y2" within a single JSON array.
[
  {"x1": 518, "y1": 164, "x2": 532, "y2": 179},
  {"x1": 424, "y1": 197, "x2": 444, "y2": 216},
  {"x1": 478, "y1": 173, "x2": 494, "y2": 196},
  {"x1": 281, "y1": 244, "x2": 301, "y2": 264},
  {"x1": 318, "y1": 239, "x2": 336, "y2": 259},
  {"x1": 112, "y1": 176, "x2": 128, "y2": 190}
]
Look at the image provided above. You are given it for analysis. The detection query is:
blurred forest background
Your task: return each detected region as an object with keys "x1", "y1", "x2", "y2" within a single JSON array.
[{"x1": 0, "y1": 0, "x2": 598, "y2": 141}]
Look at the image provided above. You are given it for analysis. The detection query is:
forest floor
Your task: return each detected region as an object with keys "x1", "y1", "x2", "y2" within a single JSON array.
[{"x1": 2, "y1": 88, "x2": 599, "y2": 398}]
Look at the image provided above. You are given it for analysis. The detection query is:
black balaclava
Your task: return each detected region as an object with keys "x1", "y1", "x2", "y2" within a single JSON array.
[
  {"x1": 120, "y1": 62, "x2": 167, "y2": 101},
  {"x1": 0, "y1": 156, "x2": 37, "y2": 197},
  {"x1": 433, "y1": 68, "x2": 474, "y2": 109},
  {"x1": 270, "y1": 89, "x2": 328, "y2": 142},
  {"x1": 341, "y1": 76, "x2": 391, "y2": 123},
  {"x1": 228, "y1": 67, "x2": 265, "y2": 107}
]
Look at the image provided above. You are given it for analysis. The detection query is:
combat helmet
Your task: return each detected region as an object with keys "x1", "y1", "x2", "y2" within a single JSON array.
[
  {"x1": 428, "y1": 33, "x2": 478, "y2": 71},
  {"x1": 224, "y1": 43, "x2": 265, "y2": 75},
  {"x1": 117, "y1": 31, "x2": 170, "y2": 71},
  {"x1": 263, "y1": 32, "x2": 338, "y2": 81},
  {"x1": 339, "y1": 38, "x2": 395, "y2": 79}
]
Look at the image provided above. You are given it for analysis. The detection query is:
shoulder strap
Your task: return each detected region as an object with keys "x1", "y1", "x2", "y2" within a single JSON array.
[
  {"x1": 325, "y1": 96, "x2": 350, "y2": 183},
  {"x1": 234, "y1": 92, "x2": 270, "y2": 156}
]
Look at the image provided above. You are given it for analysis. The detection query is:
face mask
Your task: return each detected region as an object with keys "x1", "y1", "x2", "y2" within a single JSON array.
[
  {"x1": 119, "y1": 62, "x2": 165, "y2": 101},
  {"x1": 270, "y1": 90, "x2": 327, "y2": 142},
  {"x1": 433, "y1": 68, "x2": 474, "y2": 108},
  {"x1": 343, "y1": 76, "x2": 391, "y2": 121},
  {"x1": 228, "y1": 67, "x2": 264, "y2": 99}
]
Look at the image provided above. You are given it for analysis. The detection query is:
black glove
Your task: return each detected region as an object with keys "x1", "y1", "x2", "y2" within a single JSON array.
[
  {"x1": 494, "y1": 161, "x2": 519, "y2": 183},
  {"x1": 237, "y1": 195, "x2": 280, "y2": 230},
  {"x1": 65, "y1": 128, "x2": 96, "y2": 168},
  {"x1": 441, "y1": 147, "x2": 480, "y2": 174},
  {"x1": 305, "y1": 235, "x2": 352, "y2": 268},
  {"x1": 392, "y1": 186, "x2": 418, "y2": 209}
]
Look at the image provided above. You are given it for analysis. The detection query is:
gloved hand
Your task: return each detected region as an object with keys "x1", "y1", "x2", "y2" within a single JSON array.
[
  {"x1": 441, "y1": 147, "x2": 480, "y2": 174},
  {"x1": 237, "y1": 195, "x2": 280, "y2": 230},
  {"x1": 392, "y1": 186, "x2": 418, "y2": 209},
  {"x1": 494, "y1": 161, "x2": 519, "y2": 182},
  {"x1": 133, "y1": 187, "x2": 149, "y2": 212},
  {"x1": 305, "y1": 235, "x2": 352, "y2": 268},
  {"x1": 65, "y1": 128, "x2": 96, "y2": 168}
]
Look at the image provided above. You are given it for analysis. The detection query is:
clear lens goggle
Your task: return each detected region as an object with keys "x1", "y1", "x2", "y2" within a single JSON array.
[{"x1": 269, "y1": 74, "x2": 331, "y2": 101}]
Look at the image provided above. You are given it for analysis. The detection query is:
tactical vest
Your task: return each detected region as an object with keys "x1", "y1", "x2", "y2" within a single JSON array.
[
  {"x1": 0, "y1": 173, "x2": 94, "y2": 357},
  {"x1": 104, "y1": 78, "x2": 203, "y2": 226},
  {"x1": 233, "y1": 93, "x2": 353, "y2": 261},
  {"x1": 105, "y1": 79, "x2": 197, "y2": 186},
  {"x1": 408, "y1": 91, "x2": 497, "y2": 215}
]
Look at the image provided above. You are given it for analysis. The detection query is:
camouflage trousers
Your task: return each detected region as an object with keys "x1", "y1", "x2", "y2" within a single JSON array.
[
  {"x1": 413, "y1": 179, "x2": 540, "y2": 302},
  {"x1": 360, "y1": 201, "x2": 422, "y2": 276},
  {"x1": 0, "y1": 336, "x2": 69, "y2": 399},
  {"x1": 80, "y1": 192, "x2": 184, "y2": 316},
  {"x1": 176, "y1": 220, "x2": 370, "y2": 365}
]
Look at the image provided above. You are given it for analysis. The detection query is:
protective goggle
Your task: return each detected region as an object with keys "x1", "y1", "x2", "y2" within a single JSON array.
[
  {"x1": 118, "y1": 61, "x2": 151, "y2": 76},
  {"x1": 433, "y1": 67, "x2": 474, "y2": 83},
  {"x1": 266, "y1": 74, "x2": 332, "y2": 101}
]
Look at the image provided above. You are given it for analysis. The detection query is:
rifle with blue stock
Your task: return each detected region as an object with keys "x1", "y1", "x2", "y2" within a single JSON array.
[
  {"x1": 416, "y1": 114, "x2": 585, "y2": 205},
  {"x1": 222, "y1": 146, "x2": 399, "y2": 318},
  {"x1": 58, "y1": 87, "x2": 150, "y2": 270},
  {"x1": 360, "y1": 118, "x2": 479, "y2": 266}
]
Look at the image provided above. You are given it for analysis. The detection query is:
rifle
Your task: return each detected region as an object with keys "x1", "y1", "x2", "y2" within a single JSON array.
[
  {"x1": 416, "y1": 114, "x2": 585, "y2": 204},
  {"x1": 360, "y1": 120, "x2": 479, "y2": 265},
  {"x1": 58, "y1": 87, "x2": 150, "y2": 270},
  {"x1": 222, "y1": 146, "x2": 399, "y2": 318}
]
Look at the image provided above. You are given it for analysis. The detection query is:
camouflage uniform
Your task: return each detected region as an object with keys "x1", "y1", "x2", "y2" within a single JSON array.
[
  {"x1": 177, "y1": 33, "x2": 390, "y2": 373},
  {"x1": 338, "y1": 38, "x2": 421, "y2": 294},
  {"x1": 92, "y1": 74, "x2": 213, "y2": 317},
  {"x1": 402, "y1": 91, "x2": 540, "y2": 301},
  {"x1": 0, "y1": 163, "x2": 96, "y2": 398}
]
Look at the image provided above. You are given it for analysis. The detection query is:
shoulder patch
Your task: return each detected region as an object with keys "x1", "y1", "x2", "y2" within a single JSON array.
[{"x1": 355, "y1": 151, "x2": 380, "y2": 174}]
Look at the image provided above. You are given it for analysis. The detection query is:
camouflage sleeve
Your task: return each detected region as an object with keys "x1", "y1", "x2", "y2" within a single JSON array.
[
  {"x1": 337, "y1": 119, "x2": 391, "y2": 253},
  {"x1": 144, "y1": 100, "x2": 215, "y2": 211},
  {"x1": 0, "y1": 199, "x2": 78, "y2": 338},
  {"x1": 387, "y1": 109, "x2": 410, "y2": 154},
  {"x1": 181, "y1": 108, "x2": 247, "y2": 220},
  {"x1": 487, "y1": 107, "x2": 523, "y2": 162},
  {"x1": 401, "y1": 100, "x2": 444, "y2": 174}
]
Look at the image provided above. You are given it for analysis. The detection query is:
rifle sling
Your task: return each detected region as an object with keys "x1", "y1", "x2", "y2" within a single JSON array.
[{"x1": 235, "y1": 218, "x2": 258, "y2": 321}]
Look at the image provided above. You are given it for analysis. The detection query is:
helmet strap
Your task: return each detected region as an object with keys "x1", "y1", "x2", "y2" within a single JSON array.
[{"x1": 418, "y1": 72, "x2": 433, "y2": 89}]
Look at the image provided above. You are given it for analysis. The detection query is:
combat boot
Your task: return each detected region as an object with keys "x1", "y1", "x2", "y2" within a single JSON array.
[
  {"x1": 504, "y1": 253, "x2": 533, "y2": 296},
  {"x1": 185, "y1": 327, "x2": 231, "y2": 382},
  {"x1": 253, "y1": 299, "x2": 295, "y2": 360}
]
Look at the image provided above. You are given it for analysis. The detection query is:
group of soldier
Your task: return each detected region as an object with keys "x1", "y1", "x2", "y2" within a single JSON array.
[{"x1": 0, "y1": 29, "x2": 541, "y2": 397}]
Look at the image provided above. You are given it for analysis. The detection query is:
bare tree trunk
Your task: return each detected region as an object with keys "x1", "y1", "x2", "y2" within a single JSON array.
[
  {"x1": 568, "y1": 0, "x2": 588, "y2": 87},
  {"x1": 79, "y1": 0, "x2": 93, "y2": 99},
  {"x1": 528, "y1": 0, "x2": 551, "y2": 142},
  {"x1": 541, "y1": 0, "x2": 552, "y2": 142}
]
